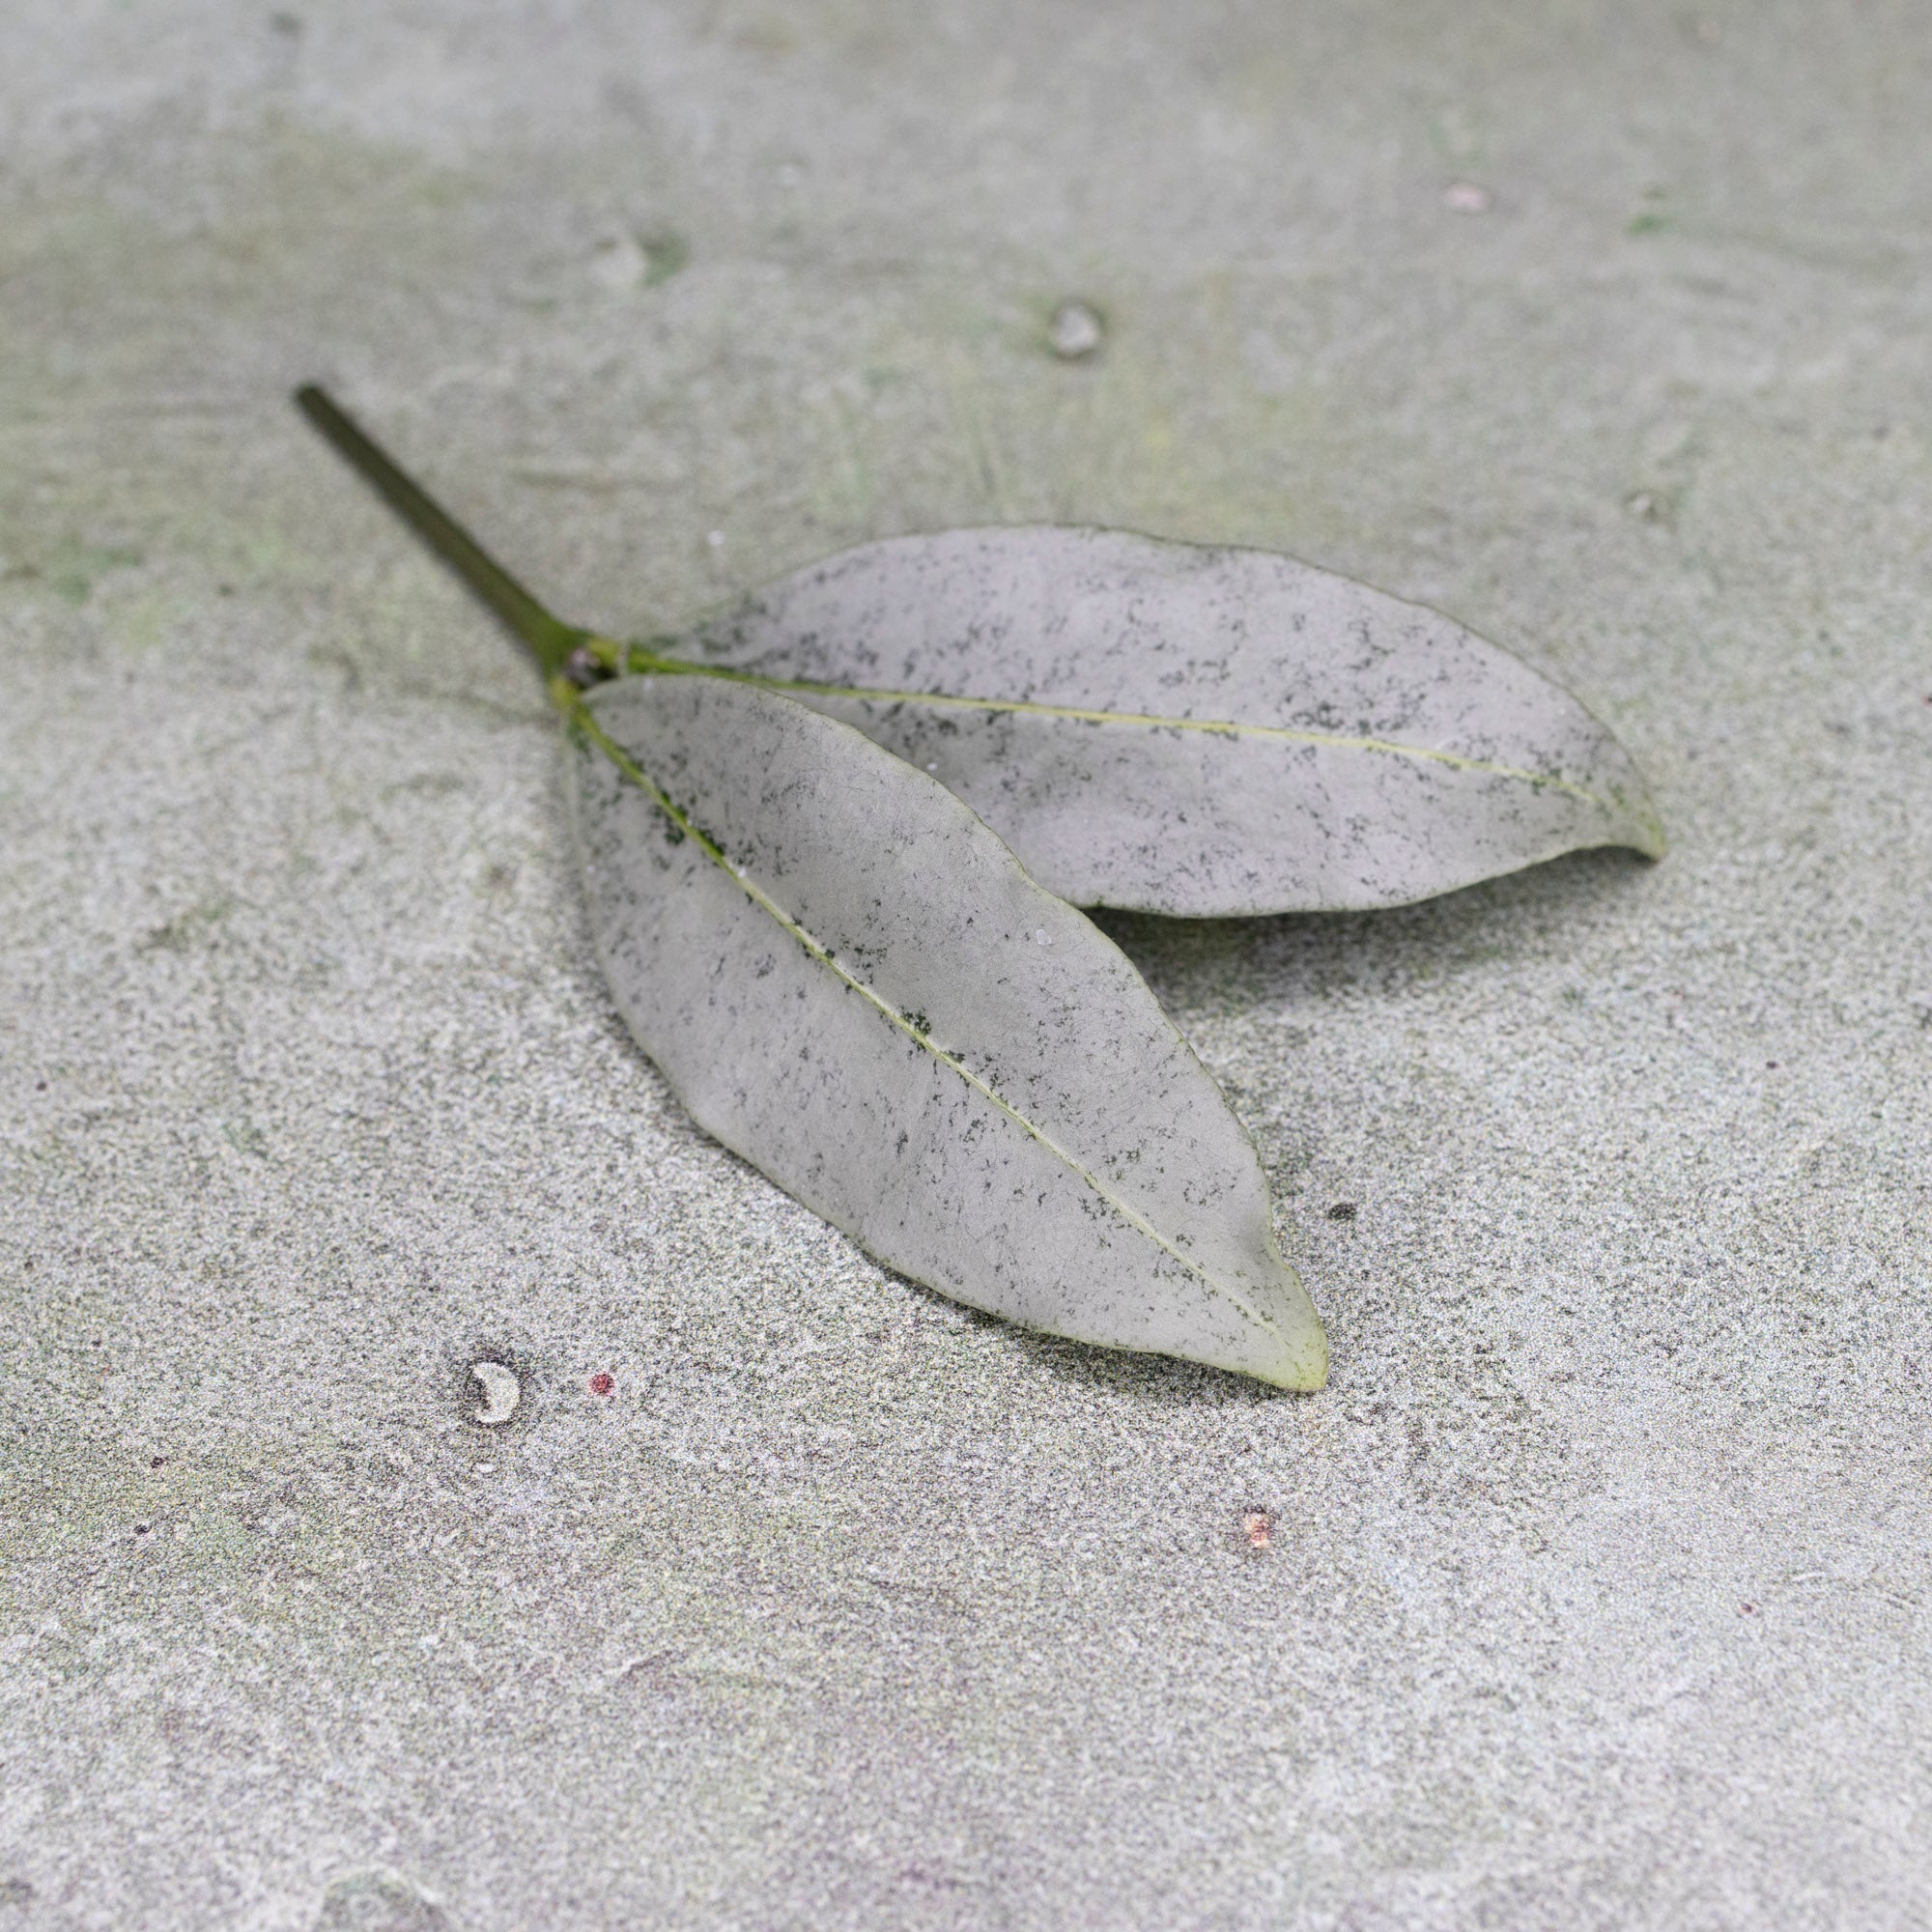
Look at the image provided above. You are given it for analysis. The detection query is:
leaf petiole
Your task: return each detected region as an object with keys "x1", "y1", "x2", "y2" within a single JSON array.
[{"x1": 294, "y1": 384, "x2": 607, "y2": 692}]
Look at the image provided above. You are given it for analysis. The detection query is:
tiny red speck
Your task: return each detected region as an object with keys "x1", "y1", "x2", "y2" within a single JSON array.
[
  {"x1": 1740, "y1": 1602, "x2": 1756, "y2": 1614},
  {"x1": 1240, "y1": 1509, "x2": 1272, "y2": 1549},
  {"x1": 589, "y1": 1372, "x2": 614, "y2": 1397}
]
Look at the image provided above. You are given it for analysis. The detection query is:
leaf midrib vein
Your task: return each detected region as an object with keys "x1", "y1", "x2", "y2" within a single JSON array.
[
  {"x1": 571, "y1": 696, "x2": 1275, "y2": 1335},
  {"x1": 609, "y1": 639, "x2": 1623, "y2": 818}
]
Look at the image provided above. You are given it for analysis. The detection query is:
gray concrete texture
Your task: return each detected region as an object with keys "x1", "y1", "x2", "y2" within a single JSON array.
[{"x1": 2, "y1": 2, "x2": 1929, "y2": 1926}]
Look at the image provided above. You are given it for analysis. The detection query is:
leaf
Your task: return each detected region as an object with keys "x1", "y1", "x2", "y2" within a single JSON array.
[
  {"x1": 627, "y1": 526, "x2": 1663, "y2": 916},
  {"x1": 568, "y1": 672, "x2": 1328, "y2": 1390}
]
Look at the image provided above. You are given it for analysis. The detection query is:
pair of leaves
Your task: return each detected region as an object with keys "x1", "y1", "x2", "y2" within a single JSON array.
[{"x1": 298, "y1": 387, "x2": 1662, "y2": 1390}]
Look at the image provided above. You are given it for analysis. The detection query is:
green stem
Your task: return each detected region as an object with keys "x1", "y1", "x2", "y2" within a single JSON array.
[{"x1": 294, "y1": 384, "x2": 590, "y2": 687}]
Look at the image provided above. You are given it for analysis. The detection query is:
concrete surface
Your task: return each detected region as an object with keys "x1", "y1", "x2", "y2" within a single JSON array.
[{"x1": 3, "y1": 3, "x2": 1930, "y2": 1927}]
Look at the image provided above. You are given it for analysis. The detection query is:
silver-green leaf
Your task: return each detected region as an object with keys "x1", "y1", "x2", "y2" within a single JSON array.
[
  {"x1": 569, "y1": 673, "x2": 1328, "y2": 1390},
  {"x1": 641, "y1": 526, "x2": 1663, "y2": 916}
]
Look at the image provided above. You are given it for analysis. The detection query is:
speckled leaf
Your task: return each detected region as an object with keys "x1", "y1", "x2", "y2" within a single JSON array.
[
  {"x1": 636, "y1": 526, "x2": 1663, "y2": 916},
  {"x1": 568, "y1": 673, "x2": 1327, "y2": 1390}
]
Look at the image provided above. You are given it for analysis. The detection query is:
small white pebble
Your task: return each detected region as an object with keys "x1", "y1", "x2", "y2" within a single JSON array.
[
  {"x1": 1047, "y1": 299, "x2": 1104, "y2": 359},
  {"x1": 706, "y1": 529, "x2": 725, "y2": 549},
  {"x1": 469, "y1": 1360, "x2": 520, "y2": 1426},
  {"x1": 1442, "y1": 181, "x2": 1493, "y2": 214},
  {"x1": 1034, "y1": 928, "x2": 1052, "y2": 947},
  {"x1": 588, "y1": 234, "x2": 647, "y2": 291}
]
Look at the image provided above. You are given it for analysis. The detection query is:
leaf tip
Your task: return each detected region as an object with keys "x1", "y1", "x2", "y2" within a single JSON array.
[
  {"x1": 1221, "y1": 1275, "x2": 1328, "y2": 1391},
  {"x1": 1255, "y1": 1321, "x2": 1329, "y2": 1393},
  {"x1": 1620, "y1": 789, "x2": 1668, "y2": 863}
]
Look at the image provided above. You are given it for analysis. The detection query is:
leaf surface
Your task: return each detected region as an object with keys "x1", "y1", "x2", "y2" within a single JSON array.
[
  {"x1": 569, "y1": 674, "x2": 1327, "y2": 1389},
  {"x1": 634, "y1": 527, "x2": 1663, "y2": 916}
]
